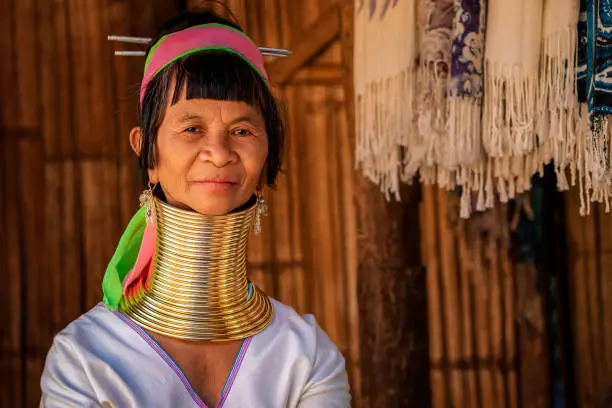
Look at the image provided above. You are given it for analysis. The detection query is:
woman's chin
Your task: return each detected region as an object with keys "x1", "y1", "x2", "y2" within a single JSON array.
[{"x1": 179, "y1": 194, "x2": 245, "y2": 216}]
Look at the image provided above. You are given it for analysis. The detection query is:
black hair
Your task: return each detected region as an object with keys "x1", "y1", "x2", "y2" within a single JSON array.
[{"x1": 137, "y1": 9, "x2": 284, "y2": 190}]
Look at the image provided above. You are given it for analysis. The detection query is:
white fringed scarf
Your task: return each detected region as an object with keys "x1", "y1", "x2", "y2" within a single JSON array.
[
  {"x1": 354, "y1": 0, "x2": 418, "y2": 200},
  {"x1": 537, "y1": 0, "x2": 580, "y2": 193},
  {"x1": 483, "y1": 0, "x2": 544, "y2": 202}
]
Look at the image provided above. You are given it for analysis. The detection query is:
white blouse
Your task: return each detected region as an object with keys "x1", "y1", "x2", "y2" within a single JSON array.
[{"x1": 40, "y1": 299, "x2": 351, "y2": 408}]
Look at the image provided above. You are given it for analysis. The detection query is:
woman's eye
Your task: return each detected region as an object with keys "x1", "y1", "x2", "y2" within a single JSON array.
[
  {"x1": 184, "y1": 126, "x2": 200, "y2": 133},
  {"x1": 232, "y1": 128, "x2": 253, "y2": 137}
]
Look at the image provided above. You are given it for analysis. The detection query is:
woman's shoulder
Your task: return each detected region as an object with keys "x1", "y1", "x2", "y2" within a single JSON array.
[
  {"x1": 258, "y1": 297, "x2": 341, "y2": 358},
  {"x1": 51, "y1": 303, "x2": 124, "y2": 346},
  {"x1": 233, "y1": 298, "x2": 350, "y2": 407}
]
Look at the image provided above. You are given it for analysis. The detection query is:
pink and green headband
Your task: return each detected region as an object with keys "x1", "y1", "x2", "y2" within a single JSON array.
[{"x1": 140, "y1": 23, "x2": 269, "y2": 106}]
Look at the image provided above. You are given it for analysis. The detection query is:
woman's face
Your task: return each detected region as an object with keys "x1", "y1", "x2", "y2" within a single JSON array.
[{"x1": 132, "y1": 87, "x2": 268, "y2": 216}]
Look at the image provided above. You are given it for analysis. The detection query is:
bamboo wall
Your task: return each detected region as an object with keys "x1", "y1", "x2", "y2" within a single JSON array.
[
  {"x1": 565, "y1": 191, "x2": 612, "y2": 407},
  {"x1": 0, "y1": 0, "x2": 359, "y2": 406},
  {"x1": 421, "y1": 186, "x2": 522, "y2": 408}
]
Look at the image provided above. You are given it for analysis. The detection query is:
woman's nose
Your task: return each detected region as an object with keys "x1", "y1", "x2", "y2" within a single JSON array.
[{"x1": 198, "y1": 131, "x2": 237, "y2": 167}]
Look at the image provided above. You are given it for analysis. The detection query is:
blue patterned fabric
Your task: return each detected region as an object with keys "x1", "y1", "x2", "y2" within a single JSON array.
[
  {"x1": 577, "y1": 0, "x2": 612, "y2": 115},
  {"x1": 450, "y1": 0, "x2": 486, "y2": 98}
]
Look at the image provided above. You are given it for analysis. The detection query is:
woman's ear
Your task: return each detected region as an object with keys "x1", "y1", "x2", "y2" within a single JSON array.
[{"x1": 129, "y1": 127, "x2": 143, "y2": 156}]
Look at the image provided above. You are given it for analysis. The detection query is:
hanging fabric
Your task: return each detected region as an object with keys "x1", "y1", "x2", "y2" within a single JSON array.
[
  {"x1": 447, "y1": 0, "x2": 488, "y2": 216},
  {"x1": 537, "y1": 0, "x2": 580, "y2": 194},
  {"x1": 577, "y1": 0, "x2": 612, "y2": 214},
  {"x1": 414, "y1": 0, "x2": 453, "y2": 185},
  {"x1": 483, "y1": 0, "x2": 544, "y2": 203},
  {"x1": 354, "y1": 0, "x2": 418, "y2": 200}
]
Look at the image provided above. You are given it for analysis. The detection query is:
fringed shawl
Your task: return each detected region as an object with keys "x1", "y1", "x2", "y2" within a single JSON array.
[{"x1": 354, "y1": 0, "x2": 418, "y2": 200}]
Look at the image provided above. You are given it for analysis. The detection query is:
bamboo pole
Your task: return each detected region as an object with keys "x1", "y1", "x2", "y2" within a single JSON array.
[
  {"x1": 283, "y1": 86, "x2": 308, "y2": 313},
  {"x1": 421, "y1": 185, "x2": 448, "y2": 408},
  {"x1": 457, "y1": 216, "x2": 478, "y2": 408},
  {"x1": 436, "y1": 188, "x2": 466, "y2": 408}
]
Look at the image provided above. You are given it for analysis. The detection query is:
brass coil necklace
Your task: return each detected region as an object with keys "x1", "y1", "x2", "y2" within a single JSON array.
[{"x1": 120, "y1": 196, "x2": 273, "y2": 341}]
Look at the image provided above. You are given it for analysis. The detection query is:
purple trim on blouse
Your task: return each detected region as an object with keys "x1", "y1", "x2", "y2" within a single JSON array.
[
  {"x1": 217, "y1": 336, "x2": 252, "y2": 407},
  {"x1": 108, "y1": 306, "x2": 252, "y2": 408},
  {"x1": 112, "y1": 311, "x2": 207, "y2": 407}
]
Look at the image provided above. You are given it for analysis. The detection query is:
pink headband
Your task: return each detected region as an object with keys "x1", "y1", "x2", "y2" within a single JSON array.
[{"x1": 140, "y1": 24, "x2": 269, "y2": 106}]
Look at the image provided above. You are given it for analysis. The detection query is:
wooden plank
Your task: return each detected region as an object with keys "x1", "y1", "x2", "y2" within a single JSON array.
[
  {"x1": 421, "y1": 186, "x2": 448, "y2": 408},
  {"x1": 593, "y1": 207, "x2": 609, "y2": 397},
  {"x1": 457, "y1": 218, "x2": 478, "y2": 408},
  {"x1": 60, "y1": 161, "x2": 83, "y2": 323},
  {"x1": 44, "y1": 163, "x2": 64, "y2": 335},
  {"x1": 293, "y1": 65, "x2": 346, "y2": 86},
  {"x1": 327, "y1": 86, "x2": 350, "y2": 352},
  {"x1": 292, "y1": 86, "x2": 317, "y2": 314},
  {"x1": 0, "y1": 0, "x2": 23, "y2": 404},
  {"x1": 19, "y1": 136, "x2": 47, "y2": 407},
  {"x1": 334, "y1": 89, "x2": 361, "y2": 408},
  {"x1": 39, "y1": 0, "x2": 60, "y2": 159},
  {"x1": 303, "y1": 0, "x2": 321, "y2": 27},
  {"x1": 14, "y1": 0, "x2": 39, "y2": 128},
  {"x1": 500, "y1": 230, "x2": 518, "y2": 408},
  {"x1": 110, "y1": 1, "x2": 139, "y2": 159},
  {"x1": 269, "y1": 176, "x2": 294, "y2": 306},
  {"x1": 302, "y1": 86, "x2": 339, "y2": 341},
  {"x1": 564, "y1": 190, "x2": 592, "y2": 407},
  {"x1": 472, "y1": 231, "x2": 494, "y2": 408},
  {"x1": 80, "y1": 160, "x2": 122, "y2": 308},
  {"x1": 600, "y1": 210, "x2": 612, "y2": 392},
  {"x1": 337, "y1": 8, "x2": 361, "y2": 403},
  {"x1": 55, "y1": 0, "x2": 74, "y2": 159},
  {"x1": 356, "y1": 177, "x2": 430, "y2": 407},
  {"x1": 0, "y1": 133, "x2": 23, "y2": 408},
  {"x1": 489, "y1": 243, "x2": 505, "y2": 408},
  {"x1": 109, "y1": 1, "x2": 140, "y2": 228},
  {"x1": 283, "y1": 86, "x2": 307, "y2": 313},
  {"x1": 515, "y1": 262, "x2": 548, "y2": 408},
  {"x1": 317, "y1": 41, "x2": 343, "y2": 65},
  {"x1": 277, "y1": 0, "x2": 292, "y2": 48},
  {"x1": 130, "y1": 0, "x2": 155, "y2": 41},
  {"x1": 267, "y1": 10, "x2": 340, "y2": 85},
  {"x1": 436, "y1": 189, "x2": 465, "y2": 408},
  {"x1": 0, "y1": 0, "x2": 18, "y2": 124},
  {"x1": 67, "y1": 0, "x2": 116, "y2": 157},
  {"x1": 243, "y1": 0, "x2": 262, "y2": 44},
  {"x1": 261, "y1": 0, "x2": 282, "y2": 49},
  {"x1": 584, "y1": 205, "x2": 602, "y2": 400}
]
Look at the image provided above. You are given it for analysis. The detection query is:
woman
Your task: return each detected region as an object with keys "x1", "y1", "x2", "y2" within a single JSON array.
[{"x1": 40, "y1": 9, "x2": 351, "y2": 408}]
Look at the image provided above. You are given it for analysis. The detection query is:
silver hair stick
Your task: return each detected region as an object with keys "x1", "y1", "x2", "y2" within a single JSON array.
[
  {"x1": 115, "y1": 50, "x2": 147, "y2": 56},
  {"x1": 108, "y1": 35, "x2": 151, "y2": 44},
  {"x1": 108, "y1": 35, "x2": 292, "y2": 57}
]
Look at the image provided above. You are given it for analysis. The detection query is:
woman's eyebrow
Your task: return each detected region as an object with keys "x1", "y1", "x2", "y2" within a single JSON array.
[
  {"x1": 231, "y1": 114, "x2": 263, "y2": 125},
  {"x1": 178, "y1": 113, "x2": 202, "y2": 122}
]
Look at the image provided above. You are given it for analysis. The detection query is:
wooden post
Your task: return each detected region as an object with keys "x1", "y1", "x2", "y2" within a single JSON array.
[
  {"x1": 355, "y1": 182, "x2": 431, "y2": 407},
  {"x1": 340, "y1": 4, "x2": 430, "y2": 407}
]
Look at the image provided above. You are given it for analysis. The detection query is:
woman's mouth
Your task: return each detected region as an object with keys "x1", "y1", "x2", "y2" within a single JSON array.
[{"x1": 191, "y1": 178, "x2": 239, "y2": 191}]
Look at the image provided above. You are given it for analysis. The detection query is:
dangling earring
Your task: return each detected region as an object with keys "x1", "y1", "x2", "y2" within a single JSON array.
[
  {"x1": 254, "y1": 190, "x2": 268, "y2": 235},
  {"x1": 139, "y1": 182, "x2": 157, "y2": 225}
]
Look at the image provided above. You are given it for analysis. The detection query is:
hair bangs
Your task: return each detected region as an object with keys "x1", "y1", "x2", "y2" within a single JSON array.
[{"x1": 169, "y1": 51, "x2": 267, "y2": 111}]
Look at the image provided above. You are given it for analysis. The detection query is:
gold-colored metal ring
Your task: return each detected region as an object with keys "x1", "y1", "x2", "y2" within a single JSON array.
[{"x1": 120, "y1": 196, "x2": 272, "y2": 341}]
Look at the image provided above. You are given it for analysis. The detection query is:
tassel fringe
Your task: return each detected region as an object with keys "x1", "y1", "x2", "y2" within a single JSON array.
[{"x1": 356, "y1": 68, "x2": 417, "y2": 200}]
